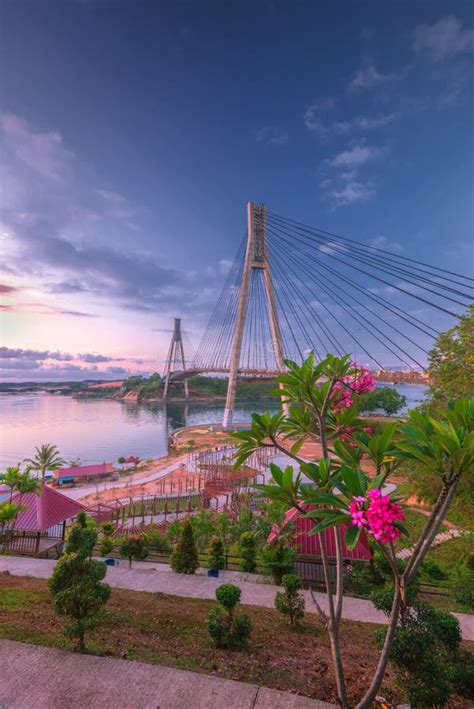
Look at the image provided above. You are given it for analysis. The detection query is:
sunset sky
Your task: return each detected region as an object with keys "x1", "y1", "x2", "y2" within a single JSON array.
[{"x1": 0, "y1": 0, "x2": 473, "y2": 380}]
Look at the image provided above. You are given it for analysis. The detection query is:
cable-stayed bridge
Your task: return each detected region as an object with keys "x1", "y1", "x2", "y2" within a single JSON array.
[{"x1": 163, "y1": 202, "x2": 473, "y2": 427}]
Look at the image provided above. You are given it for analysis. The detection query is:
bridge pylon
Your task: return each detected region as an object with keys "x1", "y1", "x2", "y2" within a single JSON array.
[
  {"x1": 223, "y1": 202, "x2": 287, "y2": 428},
  {"x1": 163, "y1": 317, "x2": 189, "y2": 400}
]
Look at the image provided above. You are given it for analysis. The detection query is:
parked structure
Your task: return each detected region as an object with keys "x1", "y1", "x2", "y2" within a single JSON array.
[{"x1": 55, "y1": 462, "x2": 115, "y2": 485}]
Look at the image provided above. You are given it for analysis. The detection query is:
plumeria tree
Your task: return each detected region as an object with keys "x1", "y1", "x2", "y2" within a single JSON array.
[{"x1": 233, "y1": 354, "x2": 474, "y2": 708}]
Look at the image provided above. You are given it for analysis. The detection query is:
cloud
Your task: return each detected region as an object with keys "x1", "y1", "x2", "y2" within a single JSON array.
[
  {"x1": 348, "y1": 64, "x2": 400, "y2": 92},
  {"x1": 255, "y1": 127, "x2": 288, "y2": 146},
  {"x1": 303, "y1": 98, "x2": 336, "y2": 134},
  {"x1": 0, "y1": 284, "x2": 16, "y2": 294},
  {"x1": 328, "y1": 181, "x2": 376, "y2": 207},
  {"x1": 413, "y1": 16, "x2": 474, "y2": 61},
  {"x1": 96, "y1": 189, "x2": 136, "y2": 219},
  {"x1": 367, "y1": 235, "x2": 403, "y2": 253},
  {"x1": 1, "y1": 113, "x2": 74, "y2": 181},
  {"x1": 0, "y1": 347, "x2": 73, "y2": 361},
  {"x1": 327, "y1": 144, "x2": 385, "y2": 168},
  {"x1": 331, "y1": 113, "x2": 400, "y2": 134}
]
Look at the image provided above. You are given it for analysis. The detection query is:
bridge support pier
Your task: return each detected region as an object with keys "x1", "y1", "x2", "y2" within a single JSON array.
[
  {"x1": 223, "y1": 202, "x2": 287, "y2": 429},
  {"x1": 163, "y1": 318, "x2": 189, "y2": 400}
]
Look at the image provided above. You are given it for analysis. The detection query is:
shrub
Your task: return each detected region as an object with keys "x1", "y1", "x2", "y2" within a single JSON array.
[
  {"x1": 170, "y1": 519, "x2": 198, "y2": 574},
  {"x1": 208, "y1": 536, "x2": 225, "y2": 570},
  {"x1": 119, "y1": 535, "x2": 148, "y2": 568},
  {"x1": 275, "y1": 573, "x2": 305, "y2": 626},
  {"x1": 101, "y1": 521, "x2": 115, "y2": 537},
  {"x1": 238, "y1": 531, "x2": 256, "y2": 572},
  {"x1": 448, "y1": 649, "x2": 474, "y2": 699},
  {"x1": 452, "y1": 564, "x2": 474, "y2": 609},
  {"x1": 66, "y1": 511, "x2": 97, "y2": 557},
  {"x1": 421, "y1": 559, "x2": 447, "y2": 581},
  {"x1": 99, "y1": 538, "x2": 113, "y2": 557},
  {"x1": 145, "y1": 526, "x2": 171, "y2": 553},
  {"x1": 259, "y1": 541, "x2": 296, "y2": 584},
  {"x1": 207, "y1": 583, "x2": 251, "y2": 649},
  {"x1": 49, "y1": 552, "x2": 111, "y2": 652}
]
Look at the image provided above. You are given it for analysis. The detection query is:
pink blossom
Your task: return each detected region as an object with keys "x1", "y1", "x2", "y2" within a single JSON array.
[
  {"x1": 330, "y1": 363, "x2": 376, "y2": 413},
  {"x1": 349, "y1": 488, "x2": 404, "y2": 544}
]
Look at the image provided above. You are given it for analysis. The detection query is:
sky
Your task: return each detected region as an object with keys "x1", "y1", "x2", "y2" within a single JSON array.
[{"x1": 0, "y1": 0, "x2": 473, "y2": 381}]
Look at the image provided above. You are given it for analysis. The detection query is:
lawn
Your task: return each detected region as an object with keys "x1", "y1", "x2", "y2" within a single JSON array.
[{"x1": 0, "y1": 573, "x2": 472, "y2": 707}]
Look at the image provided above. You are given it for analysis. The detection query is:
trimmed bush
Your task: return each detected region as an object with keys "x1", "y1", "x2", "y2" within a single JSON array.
[
  {"x1": 119, "y1": 535, "x2": 148, "y2": 568},
  {"x1": 238, "y1": 531, "x2": 256, "y2": 572},
  {"x1": 99, "y1": 537, "x2": 113, "y2": 557},
  {"x1": 208, "y1": 536, "x2": 225, "y2": 570},
  {"x1": 208, "y1": 583, "x2": 251, "y2": 649},
  {"x1": 170, "y1": 519, "x2": 198, "y2": 574},
  {"x1": 275, "y1": 573, "x2": 305, "y2": 626},
  {"x1": 66, "y1": 511, "x2": 97, "y2": 557},
  {"x1": 259, "y1": 541, "x2": 296, "y2": 584}
]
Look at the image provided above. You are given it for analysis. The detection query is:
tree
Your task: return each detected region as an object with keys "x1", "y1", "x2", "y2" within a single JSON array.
[
  {"x1": 208, "y1": 536, "x2": 226, "y2": 570},
  {"x1": 0, "y1": 466, "x2": 38, "y2": 532},
  {"x1": 275, "y1": 573, "x2": 305, "y2": 626},
  {"x1": 119, "y1": 534, "x2": 148, "y2": 567},
  {"x1": 24, "y1": 444, "x2": 65, "y2": 484},
  {"x1": 66, "y1": 511, "x2": 98, "y2": 558},
  {"x1": 238, "y1": 531, "x2": 257, "y2": 572},
  {"x1": 207, "y1": 583, "x2": 251, "y2": 649},
  {"x1": 49, "y1": 552, "x2": 111, "y2": 652},
  {"x1": 171, "y1": 519, "x2": 198, "y2": 573},
  {"x1": 259, "y1": 540, "x2": 296, "y2": 584},
  {"x1": 427, "y1": 305, "x2": 474, "y2": 409},
  {"x1": 357, "y1": 387, "x2": 407, "y2": 416},
  {"x1": 233, "y1": 353, "x2": 474, "y2": 708}
]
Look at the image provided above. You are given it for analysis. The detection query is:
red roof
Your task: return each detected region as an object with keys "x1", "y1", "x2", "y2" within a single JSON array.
[
  {"x1": 12, "y1": 485, "x2": 86, "y2": 531},
  {"x1": 268, "y1": 503, "x2": 372, "y2": 560},
  {"x1": 125, "y1": 456, "x2": 140, "y2": 464},
  {"x1": 57, "y1": 463, "x2": 114, "y2": 479}
]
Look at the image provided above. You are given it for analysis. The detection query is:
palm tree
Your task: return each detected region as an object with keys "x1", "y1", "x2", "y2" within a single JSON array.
[
  {"x1": 2, "y1": 465, "x2": 22, "y2": 502},
  {"x1": 25, "y1": 444, "x2": 65, "y2": 484}
]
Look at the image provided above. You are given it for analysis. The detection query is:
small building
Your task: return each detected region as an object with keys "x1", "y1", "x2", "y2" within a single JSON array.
[
  {"x1": 124, "y1": 456, "x2": 140, "y2": 468},
  {"x1": 1, "y1": 485, "x2": 86, "y2": 557},
  {"x1": 268, "y1": 503, "x2": 372, "y2": 585},
  {"x1": 56, "y1": 462, "x2": 115, "y2": 486}
]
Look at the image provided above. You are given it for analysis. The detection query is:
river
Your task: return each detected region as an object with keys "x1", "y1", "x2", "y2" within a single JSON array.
[{"x1": 0, "y1": 384, "x2": 427, "y2": 469}]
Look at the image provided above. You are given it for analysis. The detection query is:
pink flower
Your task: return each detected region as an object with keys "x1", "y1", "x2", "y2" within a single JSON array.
[{"x1": 349, "y1": 488, "x2": 404, "y2": 544}]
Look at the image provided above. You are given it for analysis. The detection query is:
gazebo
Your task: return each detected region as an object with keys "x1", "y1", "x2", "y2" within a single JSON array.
[{"x1": 1, "y1": 485, "x2": 85, "y2": 558}]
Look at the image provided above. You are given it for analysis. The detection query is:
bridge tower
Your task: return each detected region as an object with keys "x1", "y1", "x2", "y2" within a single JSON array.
[
  {"x1": 223, "y1": 202, "x2": 286, "y2": 428},
  {"x1": 163, "y1": 317, "x2": 189, "y2": 400}
]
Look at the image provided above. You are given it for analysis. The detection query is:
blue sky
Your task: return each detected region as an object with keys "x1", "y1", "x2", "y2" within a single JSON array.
[{"x1": 0, "y1": 0, "x2": 473, "y2": 379}]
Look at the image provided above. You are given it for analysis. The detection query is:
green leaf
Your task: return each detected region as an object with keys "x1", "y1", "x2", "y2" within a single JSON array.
[{"x1": 344, "y1": 525, "x2": 361, "y2": 550}]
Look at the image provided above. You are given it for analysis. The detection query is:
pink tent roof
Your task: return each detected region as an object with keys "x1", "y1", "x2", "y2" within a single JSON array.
[
  {"x1": 268, "y1": 503, "x2": 372, "y2": 560},
  {"x1": 57, "y1": 463, "x2": 114, "y2": 479},
  {"x1": 12, "y1": 485, "x2": 86, "y2": 531}
]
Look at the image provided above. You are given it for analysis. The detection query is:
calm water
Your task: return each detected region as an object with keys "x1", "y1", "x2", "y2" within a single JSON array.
[{"x1": 0, "y1": 384, "x2": 427, "y2": 469}]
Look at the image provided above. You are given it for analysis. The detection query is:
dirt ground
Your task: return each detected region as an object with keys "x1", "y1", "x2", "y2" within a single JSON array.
[{"x1": 0, "y1": 573, "x2": 471, "y2": 707}]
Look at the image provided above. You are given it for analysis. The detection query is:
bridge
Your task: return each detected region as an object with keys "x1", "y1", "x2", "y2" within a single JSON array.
[{"x1": 162, "y1": 202, "x2": 473, "y2": 427}]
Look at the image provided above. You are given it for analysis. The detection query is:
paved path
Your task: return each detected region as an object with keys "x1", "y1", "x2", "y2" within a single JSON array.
[
  {"x1": 0, "y1": 639, "x2": 334, "y2": 709},
  {"x1": 1, "y1": 555, "x2": 472, "y2": 640}
]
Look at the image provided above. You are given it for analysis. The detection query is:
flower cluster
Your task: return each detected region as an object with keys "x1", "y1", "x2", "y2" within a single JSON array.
[
  {"x1": 349, "y1": 489, "x2": 404, "y2": 544},
  {"x1": 330, "y1": 364, "x2": 375, "y2": 412}
]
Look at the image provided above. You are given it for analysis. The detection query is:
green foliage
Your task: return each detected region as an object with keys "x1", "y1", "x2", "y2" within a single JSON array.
[
  {"x1": 421, "y1": 558, "x2": 447, "y2": 581},
  {"x1": 49, "y1": 552, "x2": 111, "y2": 651},
  {"x1": 24, "y1": 443, "x2": 65, "y2": 482},
  {"x1": 426, "y1": 305, "x2": 474, "y2": 409},
  {"x1": 452, "y1": 563, "x2": 474, "y2": 609},
  {"x1": 145, "y1": 525, "x2": 171, "y2": 553},
  {"x1": 0, "y1": 501, "x2": 24, "y2": 527},
  {"x1": 259, "y1": 541, "x2": 296, "y2": 584},
  {"x1": 66, "y1": 511, "x2": 97, "y2": 557},
  {"x1": 119, "y1": 534, "x2": 148, "y2": 568},
  {"x1": 101, "y1": 521, "x2": 115, "y2": 537},
  {"x1": 207, "y1": 536, "x2": 226, "y2": 570},
  {"x1": 275, "y1": 573, "x2": 305, "y2": 626},
  {"x1": 357, "y1": 386, "x2": 407, "y2": 416},
  {"x1": 99, "y1": 538, "x2": 113, "y2": 556},
  {"x1": 170, "y1": 520, "x2": 198, "y2": 574},
  {"x1": 238, "y1": 531, "x2": 257, "y2": 572},
  {"x1": 189, "y1": 509, "x2": 215, "y2": 551},
  {"x1": 208, "y1": 583, "x2": 251, "y2": 649},
  {"x1": 447, "y1": 649, "x2": 474, "y2": 699}
]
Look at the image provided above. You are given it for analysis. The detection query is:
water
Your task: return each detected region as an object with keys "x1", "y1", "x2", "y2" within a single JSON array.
[{"x1": 0, "y1": 383, "x2": 427, "y2": 470}]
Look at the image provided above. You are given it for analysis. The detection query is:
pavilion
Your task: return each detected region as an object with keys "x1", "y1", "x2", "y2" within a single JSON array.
[
  {"x1": 55, "y1": 462, "x2": 115, "y2": 486},
  {"x1": 1, "y1": 485, "x2": 85, "y2": 557}
]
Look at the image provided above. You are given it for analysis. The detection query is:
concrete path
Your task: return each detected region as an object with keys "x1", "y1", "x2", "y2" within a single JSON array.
[
  {"x1": 0, "y1": 639, "x2": 335, "y2": 709},
  {"x1": 1, "y1": 555, "x2": 472, "y2": 640}
]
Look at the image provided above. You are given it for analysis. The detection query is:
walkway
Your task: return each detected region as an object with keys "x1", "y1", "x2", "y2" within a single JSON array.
[
  {"x1": 1, "y1": 556, "x2": 472, "y2": 640},
  {"x1": 397, "y1": 527, "x2": 465, "y2": 560},
  {"x1": 0, "y1": 639, "x2": 334, "y2": 709}
]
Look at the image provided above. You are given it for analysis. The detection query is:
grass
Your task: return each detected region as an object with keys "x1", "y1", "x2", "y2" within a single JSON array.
[{"x1": 424, "y1": 535, "x2": 473, "y2": 576}]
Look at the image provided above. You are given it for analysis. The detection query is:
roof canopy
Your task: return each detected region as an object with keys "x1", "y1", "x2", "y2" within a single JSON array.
[
  {"x1": 57, "y1": 463, "x2": 113, "y2": 479},
  {"x1": 12, "y1": 485, "x2": 85, "y2": 531}
]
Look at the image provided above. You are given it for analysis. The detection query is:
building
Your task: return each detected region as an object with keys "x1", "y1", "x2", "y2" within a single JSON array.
[
  {"x1": 268, "y1": 503, "x2": 372, "y2": 584},
  {"x1": 56, "y1": 462, "x2": 115, "y2": 486},
  {"x1": 1, "y1": 485, "x2": 85, "y2": 557}
]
